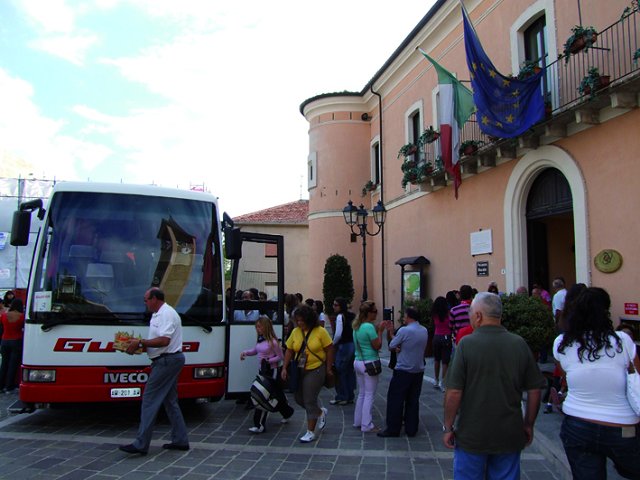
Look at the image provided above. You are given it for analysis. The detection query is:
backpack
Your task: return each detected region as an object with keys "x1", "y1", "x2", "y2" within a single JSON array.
[{"x1": 250, "y1": 374, "x2": 279, "y2": 412}]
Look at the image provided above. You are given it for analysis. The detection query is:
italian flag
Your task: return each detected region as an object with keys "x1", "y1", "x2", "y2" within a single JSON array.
[{"x1": 419, "y1": 49, "x2": 475, "y2": 198}]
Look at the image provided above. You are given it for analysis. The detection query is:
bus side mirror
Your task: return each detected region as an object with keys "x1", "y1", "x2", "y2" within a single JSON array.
[
  {"x1": 11, "y1": 198, "x2": 44, "y2": 247},
  {"x1": 224, "y1": 227, "x2": 242, "y2": 260},
  {"x1": 222, "y1": 212, "x2": 242, "y2": 260},
  {"x1": 11, "y1": 210, "x2": 31, "y2": 246}
]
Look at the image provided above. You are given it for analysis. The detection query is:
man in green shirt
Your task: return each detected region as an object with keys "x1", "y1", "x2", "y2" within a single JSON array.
[{"x1": 443, "y1": 292, "x2": 545, "y2": 479}]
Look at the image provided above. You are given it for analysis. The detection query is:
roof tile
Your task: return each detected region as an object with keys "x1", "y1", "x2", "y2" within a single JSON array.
[{"x1": 233, "y1": 199, "x2": 309, "y2": 225}]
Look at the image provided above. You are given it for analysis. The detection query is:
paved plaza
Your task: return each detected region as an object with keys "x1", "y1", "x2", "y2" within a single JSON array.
[{"x1": 0, "y1": 354, "x2": 621, "y2": 480}]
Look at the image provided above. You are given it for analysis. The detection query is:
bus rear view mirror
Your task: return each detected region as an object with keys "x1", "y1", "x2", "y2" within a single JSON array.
[
  {"x1": 11, "y1": 198, "x2": 44, "y2": 247},
  {"x1": 11, "y1": 210, "x2": 31, "y2": 246},
  {"x1": 224, "y1": 227, "x2": 242, "y2": 260}
]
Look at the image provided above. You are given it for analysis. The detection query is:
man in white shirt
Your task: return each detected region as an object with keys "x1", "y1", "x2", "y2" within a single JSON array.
[
  {"x1": 551, "y1": 277, "x2": 567, "y2": 326},
  {"x1": 119, "y1": 287, "x2": 189, "y2": 455},
  {"x1": 233, "y1": 290, "x2": 261, "y2": 322}
]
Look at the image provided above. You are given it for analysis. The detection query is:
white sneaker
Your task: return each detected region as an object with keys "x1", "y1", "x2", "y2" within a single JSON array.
[
  {"x1": 318, "y1": 407, "x2": 327, "y2": 431},
  {"x1": 299, "y1": 430, "x2": 317, "y2": 443},
  {"x1": 248, "y1": 426, "x2": 264, "y2": 434}
]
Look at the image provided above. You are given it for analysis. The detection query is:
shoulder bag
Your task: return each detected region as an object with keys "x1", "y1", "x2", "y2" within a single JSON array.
[
  {"x1": 354, "y1": 328, "x2": 381, "y2": 376},
  {"x1": 288, "y1": 330, "x2": 312, "y2": 392},
  {"x1": 625, "y1": 344, "x2": 640, "y2": 416},
  {"x1": 304, "y1": 327, "x2": 337, "y2": 388}
]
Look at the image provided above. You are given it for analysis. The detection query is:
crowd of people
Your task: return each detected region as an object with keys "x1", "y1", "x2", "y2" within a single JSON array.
[
  {"x1": 228, "y1": 281, "x2": 638, "y2": 478},
  {"x1": 4, "y1": 280, "x2": 636, "y2": 477}
]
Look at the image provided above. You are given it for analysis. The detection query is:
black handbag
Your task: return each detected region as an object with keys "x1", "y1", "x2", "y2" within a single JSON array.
[
  {"x1": 354, "y1": 330, "x2": 382, "y2": 376},
  {"x1": 364, "y1": 359, "x2": 382, "y2": 376}
]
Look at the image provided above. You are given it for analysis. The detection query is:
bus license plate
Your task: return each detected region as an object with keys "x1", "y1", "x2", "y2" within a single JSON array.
[{"x1": 110, "y1": 388, "x2": 141, "y2": 398}]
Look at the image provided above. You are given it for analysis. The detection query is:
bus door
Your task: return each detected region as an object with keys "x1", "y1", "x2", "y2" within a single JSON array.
[{"x1": 225, "y1": 232, "x2": 284, "y2": 398}]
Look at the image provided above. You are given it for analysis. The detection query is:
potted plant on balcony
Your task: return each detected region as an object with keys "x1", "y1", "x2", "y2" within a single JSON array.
[
  {"x1": 361, "y1": 180, "x2": 377, "y2": 197},
  {"x1": 517, "y1": 60, "x2": 542, "y2": 80},
  {"x1": 401, "y1": 161, "x2": 434, "y2": 188},
  {"x1": 562, "y1": 25, "x2": 598, "y2": 64},
  {"x1": 397, "y1": 143, "x2": 418, "y2": 159},
  {"x1": 418, "y1": 126, "x2": 441, "y2": 146},
  {"x1": 578, "y1": 67, "x2": 611, "y2": 98},
  {"x1": 458, "y1": 139, "x2": 485, "y2": 157},
  {"x1": 634, "y1": 48, "x2": 640, "y2": 65}
]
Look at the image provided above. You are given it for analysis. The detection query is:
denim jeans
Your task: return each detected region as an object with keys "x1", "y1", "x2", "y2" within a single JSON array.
[
  {"x1": 353, "y1": 360, "x2": 379, "y2": 431},
  {"x1": 334, "y1": 342, "x2": 355, "y2": 401},
  {"x1": 560, "y1": 415, "x2": 640, "y2": 479},
  {"x1": 453, "y1": 447, "x2": 520, "y2": 480}
]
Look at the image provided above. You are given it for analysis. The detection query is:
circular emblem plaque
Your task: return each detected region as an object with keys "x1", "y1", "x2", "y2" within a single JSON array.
[{"x1": 594, "y1": 249, "x2": 622, "y2": 273}]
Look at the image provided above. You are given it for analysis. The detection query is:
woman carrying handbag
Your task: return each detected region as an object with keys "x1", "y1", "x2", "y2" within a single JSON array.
[
  {"x1": 352, "y1": 301, "x2": 386, "y2": 433},
  {"x1": 281, "y1": 305, "x2": 334, "y2": 443},
  {"x1": 240, "y1": 317, "x2": 294, "y2": 433}
]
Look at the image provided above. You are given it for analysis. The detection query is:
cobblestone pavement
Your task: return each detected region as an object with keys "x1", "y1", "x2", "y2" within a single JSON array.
[{"x1": 0, "y1": 355, "x2": 577, "y2": 480}]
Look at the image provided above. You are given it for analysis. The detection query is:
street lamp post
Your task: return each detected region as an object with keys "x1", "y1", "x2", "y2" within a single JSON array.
[{"x1": 342, "y1": 200, "x2": 387, "y2": 302}]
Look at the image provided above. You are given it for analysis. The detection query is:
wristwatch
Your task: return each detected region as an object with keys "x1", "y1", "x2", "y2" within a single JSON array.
[{"x1": 442, "y1": 425, "x2": 455, "y2": 433}]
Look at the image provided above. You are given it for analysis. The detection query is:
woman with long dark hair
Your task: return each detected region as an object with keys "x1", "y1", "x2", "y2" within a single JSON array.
[
  {"x1": 330, "y1": 297, "x2": 356, "y2": 405},
  {"x1": 554, "y1": 287, "x2": 640, "y2": 478},
  {"x1": 0, "y1": 298, "x2": 25, "y2": 393},
  {"x1": 431, "y1": 296, "x2": 453, "y2": 391}
]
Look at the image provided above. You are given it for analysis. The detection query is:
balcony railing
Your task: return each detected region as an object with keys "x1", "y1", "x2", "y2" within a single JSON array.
[
  {"x1": 403, "y1": 7, "x2": 639, "y2": 190},
  {"x1": 549, "y1": 6, "x2": 639, "y2": 112},
  {"x1": 456, "y1": 6, "x2": 640, "y2": 153}
]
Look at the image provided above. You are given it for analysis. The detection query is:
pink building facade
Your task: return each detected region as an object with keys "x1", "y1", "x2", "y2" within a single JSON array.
[{"x1": 300, "y1": 0, "x2": 640, "y2": 325}]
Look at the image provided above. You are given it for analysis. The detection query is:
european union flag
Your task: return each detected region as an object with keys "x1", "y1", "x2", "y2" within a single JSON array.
[{"x1": 462, "y1": 5, "x2": 544, "y2": 138}]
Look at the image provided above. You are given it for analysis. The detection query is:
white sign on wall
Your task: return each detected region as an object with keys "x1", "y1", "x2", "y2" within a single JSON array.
[{"x1": 470, "y1": 229, "x2": 493, "y2": 256}]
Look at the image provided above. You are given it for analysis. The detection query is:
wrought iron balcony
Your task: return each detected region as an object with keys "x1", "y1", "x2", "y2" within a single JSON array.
[{"x1": 454, "y1": 6, "x2": 640, "y2": 169}]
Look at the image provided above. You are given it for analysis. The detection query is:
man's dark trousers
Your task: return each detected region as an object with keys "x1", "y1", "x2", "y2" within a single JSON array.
[
  {"x1": 132, "y1": 352, "x2": 189, "y2": 451},
  {"x1": 385, "y1": 369, "x2": 424, "y2": 436}
]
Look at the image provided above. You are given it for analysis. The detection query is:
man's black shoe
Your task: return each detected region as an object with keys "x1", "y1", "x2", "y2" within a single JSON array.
[
  {"x1": 162, "y1": 443, "x2": 190, "y2": 451},
  {"x1": 119, "y1": 444, "x2": 147, "y2": 455},
  {"x1": 377, "y1": 430, "x2": 400, "y2": 438}
]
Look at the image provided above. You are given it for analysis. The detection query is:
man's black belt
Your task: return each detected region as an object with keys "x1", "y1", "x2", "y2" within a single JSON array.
[{"x1": 151, "y1": 351, "x2": 181, "y2": 361}]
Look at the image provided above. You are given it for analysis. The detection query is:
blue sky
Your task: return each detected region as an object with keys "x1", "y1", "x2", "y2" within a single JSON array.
[{"x1": 0, "y1": 0, "x2": 434, "y2": 215}]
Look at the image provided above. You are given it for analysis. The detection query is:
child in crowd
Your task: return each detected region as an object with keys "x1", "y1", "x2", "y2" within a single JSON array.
[{"x1": 241, "y1": 316, "x2": 294, "y2": 432}]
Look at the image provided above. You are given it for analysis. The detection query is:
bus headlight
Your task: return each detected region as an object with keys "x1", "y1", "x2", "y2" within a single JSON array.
[
  {"x1": 193, "y1": 367, "x2": 224, "y2": 379},
  {"x1": 23, "y1": 369, "x2": 56, "y2": 383}
]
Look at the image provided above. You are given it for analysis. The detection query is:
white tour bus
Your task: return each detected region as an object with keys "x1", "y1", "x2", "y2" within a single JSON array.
[{"x1": 10, "y1": 182, "x2": 284, "y2": 408}]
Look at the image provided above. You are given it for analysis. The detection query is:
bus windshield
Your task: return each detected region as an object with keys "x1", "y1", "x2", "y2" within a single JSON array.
[{"x1": 30, "y1": 191, "x2": 224, "y2": 326}]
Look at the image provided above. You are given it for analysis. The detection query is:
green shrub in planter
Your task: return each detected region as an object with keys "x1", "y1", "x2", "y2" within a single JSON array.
[
  {"x1": 501, "y1": 294, "x2": 556, "y2": 354},
  {"x1": 322, "y1": 254, "x2": 354, "y2": 314}
]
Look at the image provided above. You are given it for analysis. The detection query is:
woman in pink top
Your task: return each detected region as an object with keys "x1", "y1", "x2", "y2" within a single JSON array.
[
  {"x1": 431, "y1": 296, "x2": 453, "y2": 391},
  {"x1": 0, "y1": 298, "x2": 25, "y2": 393},
  {"x1": 241, "y1": 316, "x2": 294, "y2": 433}
]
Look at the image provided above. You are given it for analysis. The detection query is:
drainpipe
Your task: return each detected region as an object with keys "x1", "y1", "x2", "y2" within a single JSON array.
[{"x1": 370, "y1": 85, "x2": 386, "y2": 312}]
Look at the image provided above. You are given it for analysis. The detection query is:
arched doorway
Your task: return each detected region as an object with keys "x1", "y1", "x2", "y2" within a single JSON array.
[
  {"x1": 503, "y1": 145, "x2": 589, "y2": 293},
  {"x1": 526, "y1": 168, "x2": 576, "y2": 292}
]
